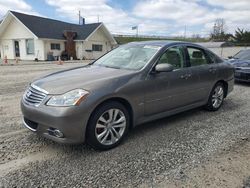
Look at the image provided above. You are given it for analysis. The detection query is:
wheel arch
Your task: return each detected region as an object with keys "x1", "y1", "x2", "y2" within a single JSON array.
[
  {"x1": 86, "y1": 97, "x2": 134, "y2": 136},
  {"x1": 216, "y1": 80, "x2": 228, "y2": 98}
]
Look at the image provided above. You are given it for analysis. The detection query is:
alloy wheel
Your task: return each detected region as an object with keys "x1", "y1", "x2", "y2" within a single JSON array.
[
  {"x1": 95, "y1": 108, "x2": 126, "y2": 145},
  {"x1": 212, "y1": 85, "x2": 224, "y2": 108}
]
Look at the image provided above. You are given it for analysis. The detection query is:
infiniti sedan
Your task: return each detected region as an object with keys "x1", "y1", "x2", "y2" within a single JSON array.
[
  {"x1": 21, "y1": 41, "x2": 234, "y2": 150},
  {"x1": 228, "y1": 49, "x2": 250, "y2": 83}
]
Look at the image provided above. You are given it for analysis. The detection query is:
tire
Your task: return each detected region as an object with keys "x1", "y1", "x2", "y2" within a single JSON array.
[
  {"x1": 205, "y1": 82, "x2": 225, "y2": 111},
  {"x1": 86, "y1": 101, "x2": 130, "y2": 150}
]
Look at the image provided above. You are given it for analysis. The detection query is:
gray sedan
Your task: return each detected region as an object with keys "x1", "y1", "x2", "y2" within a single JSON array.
[{"x1": 21, "y1": 41, "x2": 234, "y2": 150}]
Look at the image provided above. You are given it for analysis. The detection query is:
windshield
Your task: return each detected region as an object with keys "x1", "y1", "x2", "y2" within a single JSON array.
[
  {"x1": 233, "y1": 49, "x2": 250, "y2": 60},
  {"x1": 94, "y1": 45, "x2": 160, "y2": 70}
]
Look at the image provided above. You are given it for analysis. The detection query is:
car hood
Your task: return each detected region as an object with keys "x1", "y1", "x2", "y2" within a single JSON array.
[
  {"x1": 32, "y1": 65, "x2": 135, "y2": 94},
  {"x1": 228, "y1": 59, "x2": 250, "y2": 68}
]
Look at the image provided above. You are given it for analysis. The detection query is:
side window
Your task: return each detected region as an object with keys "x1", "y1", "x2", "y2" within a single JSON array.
[
  {"x1": 158, "y1": 46, "x2": 185, "y2": 69},
  {"x1": 207, "y1": 51, "x2": 223, "y2": 64},
  {"x1": 187, "y1": 47, "x2": 209, "y2": 66}
]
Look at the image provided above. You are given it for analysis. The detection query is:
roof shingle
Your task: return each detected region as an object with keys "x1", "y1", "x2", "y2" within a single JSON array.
[{"x1": 10, "y1": 11, "x2": 101, "y2": 40}]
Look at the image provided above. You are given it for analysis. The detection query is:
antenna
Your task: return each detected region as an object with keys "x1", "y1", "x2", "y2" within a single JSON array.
[{"x1": 78, "y1": 10, "x2": 81, "y2": 25}]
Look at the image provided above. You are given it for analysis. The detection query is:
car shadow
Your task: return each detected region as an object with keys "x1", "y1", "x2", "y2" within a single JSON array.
[{"x1": 129, "y1": 107, "x2": 201, "y2": 137}]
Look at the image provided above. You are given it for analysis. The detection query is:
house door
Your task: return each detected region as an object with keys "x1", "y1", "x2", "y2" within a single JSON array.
[{"x1": 14, "y1": 41, "x2": 20, "y2": 58}]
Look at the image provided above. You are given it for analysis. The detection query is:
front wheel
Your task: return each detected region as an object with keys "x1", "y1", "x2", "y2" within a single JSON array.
[
  {"x1": 86, "y1": 101, "x2": 130, "y2": 150},
  {"x1": 205, "y1": 82, "x2": 225, "y2": 111}
]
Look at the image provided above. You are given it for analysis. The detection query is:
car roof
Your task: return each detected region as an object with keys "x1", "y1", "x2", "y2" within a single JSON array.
[{"x1": 126, "y1": 40, "x2": 205, "y2": 49}]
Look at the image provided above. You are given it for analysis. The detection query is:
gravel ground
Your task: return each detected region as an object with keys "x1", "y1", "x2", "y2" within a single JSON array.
[{"x1": 0, "y1": 63, "x2": 249, "y2": 187}]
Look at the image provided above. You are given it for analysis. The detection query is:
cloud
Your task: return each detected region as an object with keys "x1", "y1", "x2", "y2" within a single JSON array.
[
  {"x1": 133, "y1": 0, "x2": 210, "y2": 25},
  {"x1": 0, "y1": 0, "x2": 38, "y2": 18},
  {"x1": 133, "y1": 0, "x2": 250, "y2": 36},
  {"x1": 45, "y1": 0, "x2": 139, "y2": 35},
  {"x1": 1, "y1": 0, "x2": 250, "y2": 37},
  {"x1": 207, "y1": 0, "x2": 250, "y2": 10},
  {"x1": 44, "y1": 0, "x2": 216, "y2": 36}
]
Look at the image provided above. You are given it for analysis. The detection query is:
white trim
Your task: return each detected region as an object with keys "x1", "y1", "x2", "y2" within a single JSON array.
[
  {"x1": 101, "y1": 24, "x2": 117, "y2": 44},
  {"x1": 0, "y1": 13, "x2": 11, "y2": 38},
  {"x1": 85, "y1": 23, "x2": 103, "y2": 41},
  {"x1": 9, "y1": 11, "x2": 38, "y2": 39},
  {"x1": 39, "y1": 38, "x2": 66, "y2": 41},
  {"x1": 85, "y1": 23, "x2": 117, "y2": 44},
  {"x1": 74, "y1": 40, "x2": 86, "y2": 42},
  {"x1": 1, "y1": 38, "x2": 32, "y2": 40}
]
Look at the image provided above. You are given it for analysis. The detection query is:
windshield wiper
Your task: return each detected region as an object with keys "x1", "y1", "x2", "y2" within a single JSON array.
[{"x1": 103, "y1": 65, "x2": 121, "y2": 69}]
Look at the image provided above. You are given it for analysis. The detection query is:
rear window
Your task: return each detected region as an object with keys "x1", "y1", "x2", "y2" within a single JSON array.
[
  {"x1": 187, "y1": 47, "x2": 209, "y2": 66},
  {"x1": 207, "y1": 51, "x2": 223, "y2": 64}
]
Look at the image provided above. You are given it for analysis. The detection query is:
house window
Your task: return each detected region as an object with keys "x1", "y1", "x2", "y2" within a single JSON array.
[
  {"x1": 51, "y1": 43, "x2": 61, "y2": 50},
  {"x1": 4, "y1": 45, "x2": 9, "y2": 50},
  {"x1": 26, "y1": 39, "x2": 34, "y2": 54},
  {"x1": 92, "y1": 44, "x2": 103, "y2": 52}
]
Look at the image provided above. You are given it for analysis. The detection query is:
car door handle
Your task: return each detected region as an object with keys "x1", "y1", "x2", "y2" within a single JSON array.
[
  {"x1": 209, "y1": 68, "x2": 217, "y2": 73},
  {"x1": 180, "y1": 74, "x2": 192, "y2": 79}
]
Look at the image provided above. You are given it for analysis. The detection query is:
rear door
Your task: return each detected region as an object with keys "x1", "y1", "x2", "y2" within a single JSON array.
[{"x1": 184, "y1": 46, "x2": 219, "y2": 101}]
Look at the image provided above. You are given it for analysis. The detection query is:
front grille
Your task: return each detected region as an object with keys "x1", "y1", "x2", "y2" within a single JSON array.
[
  {"x1": 235, "y1": 72, "x2": 250, "y2": 81},
  {"x1": 241, "y1": 72, "x2": 250, "y2": 80},
  {"x1": 23, "y1": 85, "x2": 48, "y2": 106}
]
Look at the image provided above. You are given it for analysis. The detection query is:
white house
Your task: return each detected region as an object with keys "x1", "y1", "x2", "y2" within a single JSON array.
[{"x1": 0, "y1": 11, "x2": 117, "y2": 61}]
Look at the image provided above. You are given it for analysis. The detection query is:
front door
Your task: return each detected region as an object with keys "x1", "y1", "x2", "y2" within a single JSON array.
[
  {"x1": 14, "y1": 41, "x2": 20, "y2": 58},
  {"x1": 144, "y1": 45, "x2": 194, "y2": 116}
]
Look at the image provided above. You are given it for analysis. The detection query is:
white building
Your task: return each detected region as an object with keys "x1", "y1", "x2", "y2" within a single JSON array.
[{"x1": 0, "y1": 11, "x2": 117, "y2": 61}]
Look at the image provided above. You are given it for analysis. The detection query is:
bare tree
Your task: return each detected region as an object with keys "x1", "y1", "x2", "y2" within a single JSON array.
[
  {"x1": 192, "y1": 34, "x2": 201, "y2": 39},
  {"x1": 210, "y1": 18, "x2": 228, "y2": 41}
]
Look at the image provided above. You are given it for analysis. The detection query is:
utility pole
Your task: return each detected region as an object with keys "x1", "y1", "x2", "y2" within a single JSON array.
[
  {"x1": 97, "y1": 15, "x2": 100, "y2": 23},
  {"x1": 184, "y1": 25, "x2": 187, "y2": 39}
]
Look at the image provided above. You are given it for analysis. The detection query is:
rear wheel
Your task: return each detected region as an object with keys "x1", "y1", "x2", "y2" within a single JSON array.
[
  {"x1": 86, "y1": 101, "x2": 130, "y2": 150},
  {"x1": 205, "y1": 82, "x2": 225, "y2": 111}
]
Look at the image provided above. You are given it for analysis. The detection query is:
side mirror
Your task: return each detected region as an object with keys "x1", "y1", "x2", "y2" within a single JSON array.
[
  {"x1": 155, "y1": 63, "x2": 174, "y2": 72},
  {"x1": 228, "y1": 56, "x2": 233, "y2": 59}
]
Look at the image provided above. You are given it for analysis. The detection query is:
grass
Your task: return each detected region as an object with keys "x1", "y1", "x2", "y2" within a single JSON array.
[{"x1": 114, "y1": 36, "x2": 209, "y2": 44}]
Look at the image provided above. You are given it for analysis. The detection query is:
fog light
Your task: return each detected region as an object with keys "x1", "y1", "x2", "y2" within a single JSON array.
[
  {"x1": 47, "y1": 128, "x2": 64, "y2": 138},
  {"x1": 54, "y1": 129, "x2": 64, "y2": 138}
]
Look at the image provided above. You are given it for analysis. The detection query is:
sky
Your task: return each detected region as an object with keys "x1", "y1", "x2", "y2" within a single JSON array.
[{"x1": 0, "y1": 0, "x2": 250, "y2": 37}]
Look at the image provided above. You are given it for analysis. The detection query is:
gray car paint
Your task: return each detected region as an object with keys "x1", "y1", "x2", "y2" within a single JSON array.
[{"x1": 21, "y1": 41, "x2": 235, "y2": 144}]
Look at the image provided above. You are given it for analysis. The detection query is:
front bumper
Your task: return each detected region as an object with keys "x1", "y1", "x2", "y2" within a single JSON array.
[
  {"x1": 234, "y1": 69, "x2": 250, "y2": 83},
  {"x1": 227, "y1": 77, "x2": 234, "y2": 95},
  {"x1": 21, "y1": 98, "x2": 91, "y2": 144}
]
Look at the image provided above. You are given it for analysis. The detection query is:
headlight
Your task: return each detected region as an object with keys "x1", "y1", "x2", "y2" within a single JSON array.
[{"x1": 46, "y1": 89, "x2": 89, "y2": 107}]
